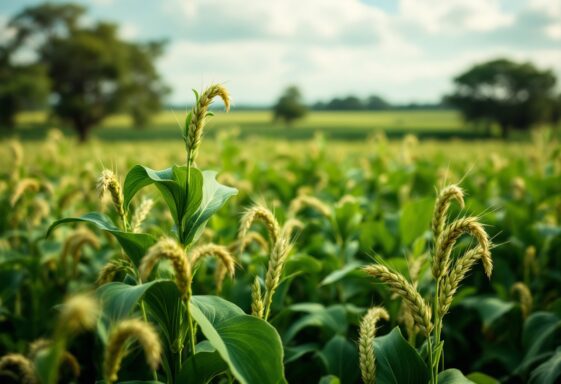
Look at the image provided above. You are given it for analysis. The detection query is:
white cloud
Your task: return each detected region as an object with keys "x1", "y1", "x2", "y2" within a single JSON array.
[
  {"x1": 0, "y1": 15, "x2": 16, "y2": 42},
  {"x1": 530, "y1": 0, "x2": 561, "y2": 40},
  {"x1": 399, "y1": 0, "x2": 514, "y2": 33}
]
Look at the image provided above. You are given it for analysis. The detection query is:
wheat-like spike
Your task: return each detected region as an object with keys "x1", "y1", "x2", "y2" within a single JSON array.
[
  {"x1": 190, "y1": 243, "x2": 236, "y2": 278},
  {"x1": 289, "y1": 195, "x2": 332, "y2": 218},
  {"x1": 131, "y1": 197, "x2": 154, "y2": 233},
  {"x1": 228, "y1": 231, "x2": 270, "y2": 255},
  {"x1": 433, "y1": 217, "x2": 491, "y2": 279},
  {"x1": 283, "y1": 218, "x2": 305, "y2": 238},
  {"x1": 96, "y1": 260, "x2": 121, "y2": 286},
  {"x1": 10, "y1": 178, "x2": 40, "y2": 207},
  {"x1": 262, "y1": 231, "x2": 292, "y2": 319},
  {"x1": 139, "y1": 238, "x2": 191, "y2": 300},
  {"x1": 185, "y1": 84, "x2": 230, "y2": 165},
  {"x1": 9, "y1": 140, "x2": 23, "y2": 167},
  {"x1": 56, "y1": 293, "x2": 99, "y2": 336},
  {"x1": 214, "y1": 263, "x2": 228, "y2": 295},
  {"x1": 364, "y1": 265, "x2": 433, "y2": 335},
  {"x1": 432, "y1": 185, "x2": 464, "y2": 242},
  {"x1": 238, "y1": 204, "x2": 281, "y2": 255},
  {"x1": 523, "y1": 246, "x2": 538, "y2": 282},
  {"x1": 251, "y1": 277, "x2": 264, "y2": 318},
  {"x1": 0, "y1": 353, "x2": 37, "y2": 384},
  {"x1": 438, "y1": 246, "x2": 486, "y2": 317},
  {"x1": 60, "y1": 229, "x2": 100, "y2": 276},
  {"x1": 97, "y1": 170, "x2": 125, "y2": 218},
  {"x1": 511, "y1": 282, "x2": 533, "y2": 319},
  {"x1": 359, "y1": 307, "x2": 389, "y2": 384},
  {"x1": 103, "y1": 319, "x2": 162, "y2": 384}
]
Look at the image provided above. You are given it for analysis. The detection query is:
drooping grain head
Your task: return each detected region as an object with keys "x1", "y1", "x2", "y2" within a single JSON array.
[
  {"x1": 131, "y1": 197, "x2": 154, "y2": 233},
  {"x1": 139, "y1": 238, "x2": 191, "y2": 300},
  {"x1": 511, "y1": 282, "x2": 533, "y2": 319},
  {"x1": 433, "y1": 216, "x2": 491, "y2": 279},
  {"x1": 0, "y1": 353, "x2": 37, "y2": 384},
  {"x1": 431, "y1": 185, "x2": 464, "y2": 243},
  {"x1": 289, "y1": 195, "x2": 332, "y2": 218},
  {"x1": 96, "y1": 170, "x2": 125, "y2": 218},
  {"x1": 57, "y1": 293, "x2": 100, "y2": 336},
  {"x1": 282, "y1": 218, "x2": 305, "y2": 239},
  {"x1": 185, "y1": 84, "x2": 231, "y2": 166},
  {"x1": 238, "y1": 204, "x2": 281, "y2": 256},
  {"x1": 438, "y1": 246, "x2": 486, "y2": 317},
  {"x1": 60, "y1": 228, "x2": 100, "y2": 275},
  {"x1": 10, "y1": 178, "x2": 40, "y2": 207},
  {"x1": 363, "y1": 264, "x2": 433, "y2": 335},
  {"x1": 359, "y1": 307, "x2": 389, "y2": 384},
  {"x1": 103, "y1": 319, "x2": 162, "y2": 384},
  {"x1": 190, "y1": 243, "x2": 236, "y2": 278}
]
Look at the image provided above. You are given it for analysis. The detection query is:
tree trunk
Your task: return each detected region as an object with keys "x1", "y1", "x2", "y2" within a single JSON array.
[
  {"x1": 500, "y1": 122, "x2": 510, "y2": 139},
  {"x1": 73, "y1": 117, "x2": 91, "y2": 142}
]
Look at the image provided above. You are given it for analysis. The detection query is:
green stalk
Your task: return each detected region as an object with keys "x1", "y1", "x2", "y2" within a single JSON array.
[{"x1": 140, "y1": 300, "x2": 159, "y2": 382}]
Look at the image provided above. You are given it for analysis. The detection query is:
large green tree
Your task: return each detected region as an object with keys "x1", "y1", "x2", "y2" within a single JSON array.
[
  {"x1": 7, "y1": 3, "x2": 168, "y2": 141},
  {"x1": 273, "y1": 85, "x2": 307, "y2": 125},
  {"x1": 445, "y1": 58, "x2": 558, "y2": 138}
]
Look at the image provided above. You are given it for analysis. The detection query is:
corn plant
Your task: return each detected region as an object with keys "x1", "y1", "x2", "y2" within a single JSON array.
[{"x1": 45, "y1": 84, "x2": 287, "y2": 384}]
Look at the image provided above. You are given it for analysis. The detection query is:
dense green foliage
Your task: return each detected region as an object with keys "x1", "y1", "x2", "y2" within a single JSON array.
[
  {"x1": 1, "y1": 2, "x2": 168, "y2": 141},
  {"x1": 1, "y1": 118, "x2": 561, "y2": 383},
  {"x1": 446, "y1": 58, "x2": 560, "y2": 137}
]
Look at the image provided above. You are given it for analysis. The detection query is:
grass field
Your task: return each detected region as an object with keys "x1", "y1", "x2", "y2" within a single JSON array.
[{"x1": 12, "y1": 109, "x2": 502, "y2": 142}]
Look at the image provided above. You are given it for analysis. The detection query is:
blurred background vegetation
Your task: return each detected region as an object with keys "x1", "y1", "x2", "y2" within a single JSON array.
[{"x1": 1, "y1": 1, "x2": 560, "y2": 143}]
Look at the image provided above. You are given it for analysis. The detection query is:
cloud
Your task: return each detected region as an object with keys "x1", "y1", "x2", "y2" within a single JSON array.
[
  {"x1": 399, "y1": 0, "x2": 514, "y2": 33},
  {"x1": 119, "y1": 22, "x2": 139, "y2": 40},
  {"x1": 530, "y1": 0, "x2": 561, "y2": 40}
]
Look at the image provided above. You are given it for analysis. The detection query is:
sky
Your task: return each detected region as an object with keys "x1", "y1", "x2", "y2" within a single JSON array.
[{"x1": 1, "y1": 0, "x2": 561, "y2": 106}]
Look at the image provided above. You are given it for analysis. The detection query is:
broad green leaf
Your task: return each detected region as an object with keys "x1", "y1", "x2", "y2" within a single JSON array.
[
  {"x1": 320, "y1": 261, "x2": 362, "y2": 286},
  {"x1": 529, "y1": 349, "x2": 561, "y2": 384},
  {"x1": 190, "y1": 295, "x2": 286, "y2": 384},
  {"x1": 318, "y1": 335, "x2": 359, "y2": 384},
  {"x1": 438, "y1": 369, "x2": 475, "y2": 383},
  {"x1": 374, "y1": 327, "x2": 429, "y2": 384},
  {"x1": 400, "y1": 197, "x2": 433, "y2": 246},
  {"x1": 518, "y1": 312, "x2": 561, "y2": 374},
  {"x1": 97, "y1": 281, "x2": 159, "y2": 325},
  {"x1": 182, "y1": 171, "x2": 237, "y2": 244},
  {"x1": 123, "y1": 165, "x2": 186, "y2": 226},
  {"x1": 285, "y1": 343, "x2": 318, "y2": 364},
  {"x1": 283, "y1": 304, "x2": 348, "y2": 343},
  {"x1": 466, "y1": 372, "x2": 499, "y2": 384},
  {"x1": 47, "y1": 212, "x2": 156, "y2": 266},
  {"x1": 461, "y1": 297, "x2": 515, "y2": 329},
  {"x1": 176, "y1": 350, "x2": 228, "y2": 384}
]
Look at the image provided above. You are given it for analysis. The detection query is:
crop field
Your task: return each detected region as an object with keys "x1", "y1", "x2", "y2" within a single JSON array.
[
  {"x1": 1, "y1": 91, "x2": 561, "y2": 384},
  {"x1": 12, "y1": 109, "x2": 489, "y2": 142}
]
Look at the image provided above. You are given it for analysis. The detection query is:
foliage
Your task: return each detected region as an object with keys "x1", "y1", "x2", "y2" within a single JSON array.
[
  {"x1": 4, "y1": 2, "x2": 168, "y2": 141},
  {"x1": 273, "y1": 85, "x2": 308, "y2": 125},
  {"x1": 445, "y1": 58, "x2": 558, "y2": 138}
]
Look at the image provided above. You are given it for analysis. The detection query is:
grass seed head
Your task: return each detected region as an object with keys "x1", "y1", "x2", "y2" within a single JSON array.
[
  {"x1": 103, "y1": 319, "x2": 162, "y2": 384},
  {"x1": 131, "y1": 197, "x2": 154, "y2": 233},
  {"x1": 251, "y1": 277, "x2": 264, "y2": 319},
  {"x1": 511, "y1": 282, "x2": 533, "y2": 318},
  {"x1": 433, "y1": 216, "x2": 491, "y2": 279},
  {"x1": 359, "y1": 307, "x2": 389, "y2": 384},
  {"x1": 185, "y1": 84, "x2": 230, "y2": 166},
  {"x1": 96, "y1": 170, "x2": 125, "y2": 218},
  {"x1": 140, "y1": 238, "x2": 191, "y2": 300},
  {"x1": 190, "y1": 243, "x2": 236, "y2": 278},
  {"x1": 0, "y1": 353, "x2": 37, "y2": 384},
  {"x1": 431, "y1": 184, "x2": 464, "y2": 242},
  {"x1": 238, "y1": 204, "x2": 281, "y2": 256},
  {"x1": 364, "y1": 264, "x2": 433, "y2": 335},
  {"x1": 57, "y1": 293, "x2": 99, "y2": 336},
  {"x1": 289, "y1": 195, "x2": 332, "y2": 218},
  {"x1": 10, "y1": 178, "x2": 40, "y2": 207}
]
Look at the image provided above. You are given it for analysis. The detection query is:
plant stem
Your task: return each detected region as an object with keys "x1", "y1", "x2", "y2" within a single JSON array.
[{"x1": 140, "y1": 299, "x2": 159, "y2": 382}]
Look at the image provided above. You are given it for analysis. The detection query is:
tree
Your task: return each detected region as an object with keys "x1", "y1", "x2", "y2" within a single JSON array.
[
  {"x1": 273, "y1": 86, "x2": 307, "y2": 125},
  {"x1": 366, "y1": 95, "x2": 389, "y2": 110},
  {"x1": 8, "y1": 3, "x2": 168, "y2": 141},
  {"x1": 0, "y1": 55, "x2": 49, "y2": 130},
  {"x1": 445, "y1": 58, "x2": 557, "y2": 138}
]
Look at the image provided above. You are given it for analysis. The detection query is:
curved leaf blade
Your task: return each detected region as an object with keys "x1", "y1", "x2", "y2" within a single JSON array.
[{"x1": 190, "y1": 295, "x2": 286, "y2": 384}]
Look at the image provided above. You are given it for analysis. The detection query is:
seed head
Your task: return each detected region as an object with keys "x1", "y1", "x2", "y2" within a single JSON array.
[
  {"x1": 103, "y1": 319, "x2": 161, "y2": 384},
  {"x1": 0, "y1": 354, "x2": 37, "y2": 384},
  {"x1": 511, "y1": 282, "x2": 533, "y2": 319},
  {"x1": 238, "y1": 204, "x2": 281, "y2": 256},
  {"x1": 57, "y1": 293, "x2": 100, "y2": 336},
  {"x1": 359, "y1": 307, "x2": 389, "y2": 384},
  {"x1": 190, "y1": 243, "x2": 236, "y2": 278},
  {"x1": 251, "y1": 277, "x2": 264, "y2": 319},
  {"x1": 97, "y1": 170, "x2": 125, "y2": 218},
  {"x1": 139, "y1": 238, "x2": 191, "y2": 300}
]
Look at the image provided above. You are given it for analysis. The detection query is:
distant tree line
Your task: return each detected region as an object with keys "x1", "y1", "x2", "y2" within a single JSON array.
[
  {"x1": 311, "y1": 95, "x2": 446, "y2": 111},
  {"x1": 0, "y1": 2, "x2": 168, "y2": 141}
]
